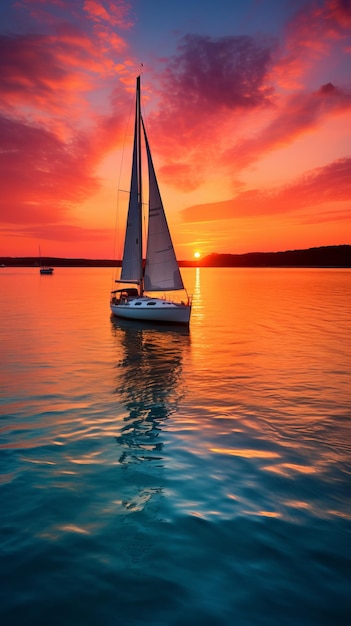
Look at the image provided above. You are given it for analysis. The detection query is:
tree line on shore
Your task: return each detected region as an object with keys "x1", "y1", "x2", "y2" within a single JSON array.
[{"x1": 1, "y1": 245, "x2": 350, "y2": 268}]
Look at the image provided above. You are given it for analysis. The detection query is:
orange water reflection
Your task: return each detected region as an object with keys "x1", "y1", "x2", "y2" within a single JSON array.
[{"x1": 211, "y1": 447, "x2": 280, "y2": 459}]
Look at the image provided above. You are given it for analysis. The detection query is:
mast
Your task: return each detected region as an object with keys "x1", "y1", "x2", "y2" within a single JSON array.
[
  {"x1": 117, "y1": 75, "x2": 144, "y2": 290},
  {"x1": 136, "y1": 75, "x2": 144, "y2": 296}
]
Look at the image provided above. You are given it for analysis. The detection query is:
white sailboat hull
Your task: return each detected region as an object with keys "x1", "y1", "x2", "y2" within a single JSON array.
[{"x1": 110, "y1": 296, "x2": 191, "y2": 325}]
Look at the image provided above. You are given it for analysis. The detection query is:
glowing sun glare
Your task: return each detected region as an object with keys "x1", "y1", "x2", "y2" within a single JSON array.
[{"x1": 194, "y1": 251, "x2": 201, "y2": 259}]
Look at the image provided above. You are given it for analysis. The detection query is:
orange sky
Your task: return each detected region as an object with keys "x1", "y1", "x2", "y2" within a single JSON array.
[{"x1": 0, "y1": 0, "x2": 350, "y2": 260}]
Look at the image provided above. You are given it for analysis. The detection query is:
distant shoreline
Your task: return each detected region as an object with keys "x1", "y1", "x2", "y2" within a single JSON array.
[{"x1": 1, "y1": 245, "x2": 350, "y2": 268}]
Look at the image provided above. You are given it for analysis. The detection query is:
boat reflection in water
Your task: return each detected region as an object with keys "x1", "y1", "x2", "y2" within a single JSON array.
[{"x1": 110, "y1": 317, "x2": 190, "y2": 512}]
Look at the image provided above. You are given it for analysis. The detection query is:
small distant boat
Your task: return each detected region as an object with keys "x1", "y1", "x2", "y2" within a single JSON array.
[
  {"x1": 110, "y1": 76, "x2": 191, "y2": 325},
  {"x1": 39, "y1": 246, "x2": 54, "y2": 275}
]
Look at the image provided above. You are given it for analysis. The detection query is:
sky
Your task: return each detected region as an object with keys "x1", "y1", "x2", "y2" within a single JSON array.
[{"x1": 0, "y1": 0, "x2": 350, "y2": 260}]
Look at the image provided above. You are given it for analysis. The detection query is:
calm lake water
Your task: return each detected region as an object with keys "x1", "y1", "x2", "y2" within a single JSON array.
[{"x1": 1, "y1": 267, "x2": 350, "y2": 625}]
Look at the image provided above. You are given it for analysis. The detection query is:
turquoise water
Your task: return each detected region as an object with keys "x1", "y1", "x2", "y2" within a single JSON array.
[{"x1": 1, "y1": 267, "x2": 350, "y2": 625}]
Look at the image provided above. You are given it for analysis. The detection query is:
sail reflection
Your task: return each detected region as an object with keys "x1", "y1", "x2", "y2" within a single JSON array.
[{"x1": 111, "y1": 318, "x2": 190, "y2": 468}]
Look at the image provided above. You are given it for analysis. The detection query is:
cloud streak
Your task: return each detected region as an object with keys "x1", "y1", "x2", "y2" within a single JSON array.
[
  {"x1": 0, "y1": 115, "x2": 99, "y2": 224},
  {"x1": 221, "y1": 82, "x2": 351, "y2": 171},
  {"x1": 0, "y1": 30, "x2": 94, "y2": 117},
  {"x1": 181, "y1": 157, "x2": 351, "y2": 222}
]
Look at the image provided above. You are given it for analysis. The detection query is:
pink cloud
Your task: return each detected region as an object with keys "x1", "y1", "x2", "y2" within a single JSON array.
[
  {"x1": 83, "y1": 0, "x2": 133, "y2": 29},
  {"x1": 0, "y1": 29, "x2": 113, "y2": 120},
  {"x1": 181, "y1": 157, "x2": 351, "y2": 222},
  {"x1": 17, "y1": 0, "x2": 134, "y2": 29},
  {"x1": 0, "y1": 33, "x2": 68, "y2": 108},
  {"x1": 221, "y1": 82, "x2": 351, "y2": 171},
  {"x1": 0, "y1": 103, "x2": 128, "y2": 226},
  {"x1": 273, "y1": 0, "x2": 351, "y2": 88},
  {"x1": 0, "y1": 115, "x2": 99, "y2": 224},
  {"x1": 315, "y1": 0, "x2": 351, "y2": 35},
  {"x1": 4, "y1": 1, "x2": 133, "y2": 93},
  {"x1": 84, "y1": 0, "x2": 114, "y2": 23},
  {"x1": 0, "y1": 0, "x2": 137, "y2": 237}
]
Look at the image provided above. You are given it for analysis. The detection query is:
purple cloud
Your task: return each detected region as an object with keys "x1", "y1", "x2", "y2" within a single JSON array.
[{"x1": 161, "y1": 33, "x2": 275, "y2": 111}]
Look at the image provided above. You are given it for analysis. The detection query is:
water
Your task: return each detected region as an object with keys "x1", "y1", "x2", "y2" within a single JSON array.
[{"x1": 1, "y1": 267, "x2": 350, "y2": 625}]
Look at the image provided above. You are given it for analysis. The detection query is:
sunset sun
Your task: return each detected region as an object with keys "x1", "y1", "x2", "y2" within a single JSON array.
[{"x1": 194, "y1": 251, "x2": 201, "y2": 259}]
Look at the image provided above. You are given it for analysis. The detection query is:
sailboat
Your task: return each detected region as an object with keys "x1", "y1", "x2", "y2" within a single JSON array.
[
  {"x1": 110, "y1": 76, "x2": 192, "y2": 325},
  {"x1": 39, "y1": 246, "x2": 54, "y2": 274}
]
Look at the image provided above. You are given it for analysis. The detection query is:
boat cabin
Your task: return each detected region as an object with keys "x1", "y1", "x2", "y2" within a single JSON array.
[{"x1": 111, "y1": 287, "x2": 139, "y2": 304}]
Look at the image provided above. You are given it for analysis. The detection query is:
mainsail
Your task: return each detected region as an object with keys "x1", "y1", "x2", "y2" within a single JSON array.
[{"x1": 142, "y1": 118, "x2": 184, "y2": 292}]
